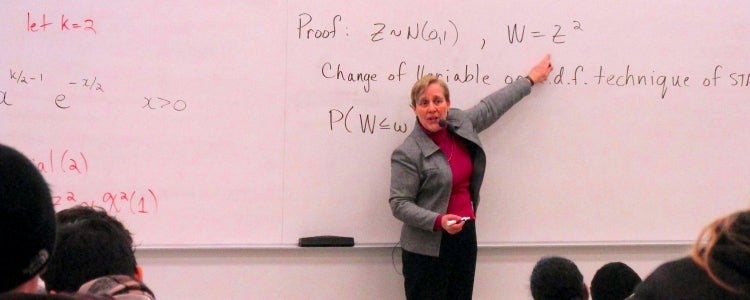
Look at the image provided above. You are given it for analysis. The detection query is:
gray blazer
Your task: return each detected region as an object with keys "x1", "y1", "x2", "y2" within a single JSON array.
[{"x1": 389, "y1": 79, "x2": 532, "y2": 256}]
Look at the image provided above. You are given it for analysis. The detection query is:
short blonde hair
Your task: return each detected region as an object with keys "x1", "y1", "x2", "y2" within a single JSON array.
[{"x1": 410, "y1": 75, "x2": 450, "y2": 108}]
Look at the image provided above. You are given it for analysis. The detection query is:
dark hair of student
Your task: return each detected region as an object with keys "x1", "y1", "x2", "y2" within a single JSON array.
[
  {"x1": 590, "y1": 262, "x2": 641, "y2": 300},
  {"x1": 41, "y1": 206, "x2": 137, "y2": 293},
  {"x1": 530, "y1": 256, "x2": 588, "y2": 300}
]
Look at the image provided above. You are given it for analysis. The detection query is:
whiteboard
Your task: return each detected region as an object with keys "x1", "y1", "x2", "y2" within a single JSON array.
[{"x1": 2, "y1": 1, "x2": 749, "y2": 247}]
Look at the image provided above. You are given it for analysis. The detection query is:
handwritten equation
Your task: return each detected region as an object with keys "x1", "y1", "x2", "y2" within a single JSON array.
[
  {"x1": 30, "y1": 148, "x2": 89, "y2": 175},
  {"x1": 293, "y1": 12, "x2": 750, "y2": 133},
  {"x1": 294, "y1": 13, "x2": 747, "y2": 97},
  {"x1": 297, "y1": 13, "x2": 583, "y2": 48},
  {"x1": 28, "y1": 148, "x2": 159, "y2": 216},
  {"x1": 2, "y1": 68, "x2": 188, "y2": 111},
  {"x1": 26, "y1": 12, "x2": 97, "y2": 34},
  {"x1": 329, "y1": 106, "x2": 408, "y2": 134},
  {"x1": 52, "y1": 189, "x2": 159, "y2": 215}
]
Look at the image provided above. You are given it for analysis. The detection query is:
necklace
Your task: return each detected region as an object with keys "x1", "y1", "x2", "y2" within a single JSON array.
[{"x1": 446, "y1": 136, "x2": 455, "y2": 162}]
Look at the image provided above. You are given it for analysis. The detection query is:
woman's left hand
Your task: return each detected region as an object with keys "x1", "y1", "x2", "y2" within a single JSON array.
[{"x1": 441, "y1": 214, "x2": 466, "y2": 235}]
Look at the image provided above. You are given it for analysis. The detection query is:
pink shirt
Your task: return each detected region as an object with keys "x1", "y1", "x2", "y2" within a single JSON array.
[{"x1": 426, "y1": 127, "x2": 475, "y2": 231}]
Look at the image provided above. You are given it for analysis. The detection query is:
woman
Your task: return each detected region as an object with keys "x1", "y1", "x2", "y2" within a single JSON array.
[
  {"x1": 629, "y1": 209, "x2": 750, "y2": 299},
  {"x1": 389, "y1": 54, "x2": 553, "y2": 299}
]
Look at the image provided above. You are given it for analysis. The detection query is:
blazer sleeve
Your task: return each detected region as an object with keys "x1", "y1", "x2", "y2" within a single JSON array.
[
  {"x1": 464, "y1": 78, "x2": 531, "y2": 133},
  {"x1": 388, "y1": 147, "x2": 441, "y2": 231}
]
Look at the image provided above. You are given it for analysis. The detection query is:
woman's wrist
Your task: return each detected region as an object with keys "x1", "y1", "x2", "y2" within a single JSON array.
[{"x1": 525, "y1": 75, "x2": 535, "y2": 86}]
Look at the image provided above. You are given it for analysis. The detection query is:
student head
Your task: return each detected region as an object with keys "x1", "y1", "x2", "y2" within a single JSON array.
[
  {"x1": 530, "y1": 256, "x2": 589, "y2": 300},
  {"x1": 410, "y1": 75, "x2": 451, "y2": 133},
  {"x1": 590, "y1": 262, "x2": 641, "y2": 300},
  {"x1": 690, "y1": 208, "x2": 750, "y2": 293},
  {"x1": 41, "y1": 205, "x2": 141, "y2": 293},
  {"x1": 0, "y1": 144, "x2": 56, "y2": 293}
]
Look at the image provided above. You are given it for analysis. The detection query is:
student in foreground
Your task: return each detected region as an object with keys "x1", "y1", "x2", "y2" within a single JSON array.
[
  {"x1": 0, "y1": 144, "x2": 58, "y2": 296},
  {"x1": 389, "y1": 54, "x2": 553, "y2": 299},
  {"x1": 41, "y1": 205, "x2": 155, "y2": 300},
  {"x1": 530, "y1": 256, "x2": 589, "y2": 300},
  {"x1": 629, "y1": 208, "x2": 750, "y2": 299},
  {"x1": 0, "y1": 144, "x2": 125, "y2": 300}
]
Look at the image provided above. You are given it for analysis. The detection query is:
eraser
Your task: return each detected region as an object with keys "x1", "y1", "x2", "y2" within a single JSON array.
[{"x1": 298, "y1": 235, "x2": 354, "y2": 247}]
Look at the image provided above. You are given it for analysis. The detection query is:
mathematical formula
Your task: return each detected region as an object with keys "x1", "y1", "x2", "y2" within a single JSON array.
[
  {"x1": 329, "y1": 106, "x2": 408, "y2": 135},
  {"x1": 297, "y1": 13, "x2": 584, "y2": 47},
  {"x1": 27, "y1": 148, "x2": 159, "y2": 216},
  {"x1": 52, "y1": 189, "x2": 159, "y2": 215},
  {"x1": 30, "y1": 148, "x2": 88, "y2": 175},
  {"x1": 26, "y1": 12, "x2": 97, "y2": 34},
  {"x1": 3, "y1": 68, "x2": 188, "y2": 111}
]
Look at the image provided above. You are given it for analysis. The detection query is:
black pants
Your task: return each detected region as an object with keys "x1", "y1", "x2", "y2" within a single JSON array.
[{"x1": 402, "y1": 221, "x2": 478, "y2": 300}]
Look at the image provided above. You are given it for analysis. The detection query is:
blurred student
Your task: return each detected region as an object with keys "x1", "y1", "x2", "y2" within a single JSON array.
[
  {"x1": 629, "y1": 208, "x2": 750, "y2": 299},
  {"x1": 0, "y1": 144, "x2": 58, "y2": 296},
  {"x1": 530, "y1": 256, "x2": 589, "y2": 300},
  {"x1": 41, "y1": 205, "x2": 155, "y2": 299},
  {"x1": 590, "y1": 262, "x2": 641, "y2": 300}
]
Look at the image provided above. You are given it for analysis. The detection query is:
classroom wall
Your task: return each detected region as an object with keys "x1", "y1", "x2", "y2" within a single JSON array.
[
  {"x1": 4, "y1": 1, "x2": 748, "y2": 299},
  {"x1": 5, "y1": 0, "x2": 750, "y2": 249},
  {"x1": 135, "y1": 244, "x2": 689, "y2": 299}
]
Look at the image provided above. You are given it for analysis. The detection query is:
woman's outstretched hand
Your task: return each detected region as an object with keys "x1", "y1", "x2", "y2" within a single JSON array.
[{"x1": 527, "y1": 54, "x2": 553, "y2": 84}]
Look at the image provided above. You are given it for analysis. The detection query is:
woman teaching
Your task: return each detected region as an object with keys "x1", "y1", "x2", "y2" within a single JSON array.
[{"x1": 389, "y1": 54, "x2": 553, "y2": 299}]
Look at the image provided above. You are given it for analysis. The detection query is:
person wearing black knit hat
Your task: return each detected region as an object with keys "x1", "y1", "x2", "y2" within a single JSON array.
[{"x1": 0, "y1": 144, "x2": 56, "y2": 294}]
